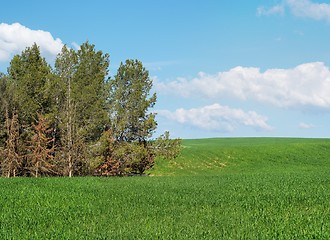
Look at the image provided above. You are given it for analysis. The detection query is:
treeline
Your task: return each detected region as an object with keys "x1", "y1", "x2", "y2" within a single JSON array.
[{"x1": 0, "y1": 42, "x2": 181, "y2": 177}]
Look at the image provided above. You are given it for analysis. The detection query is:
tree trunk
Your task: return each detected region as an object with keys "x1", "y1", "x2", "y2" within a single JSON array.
[
  {"x1": 68, "y1": 155, "x2": 72, "y2": 177},
  {"x1": 36, "y1": 161, "x2": 39, "y2": 178},
  {"x1": 67, "y1": 74, "x2": 73, "y2": 177}
]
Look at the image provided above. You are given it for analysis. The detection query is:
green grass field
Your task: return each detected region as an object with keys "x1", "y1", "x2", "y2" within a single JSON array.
[
  {"x1": 150, "y1": 138, "x2": 330, "y2": 176},
  {"x1": 1, "y1": 138, "x2": 329, "y2": 239}
]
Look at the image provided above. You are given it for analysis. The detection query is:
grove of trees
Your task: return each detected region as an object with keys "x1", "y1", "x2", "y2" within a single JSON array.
[{"x1": 0, "y1": 42, "x2": 181, "y2": 177}]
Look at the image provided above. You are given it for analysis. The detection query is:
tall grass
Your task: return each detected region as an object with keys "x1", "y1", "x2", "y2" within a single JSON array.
[{"x1": 0, "y1": 138, "x2": 329, "y2": 239}]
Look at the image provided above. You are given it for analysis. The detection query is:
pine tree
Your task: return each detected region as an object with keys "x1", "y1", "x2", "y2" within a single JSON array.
[
  {"x1": 0, "y1": 73, "x2": 10, "y2": 147},
  {"x1": 28, "y1": 113, "x2": 55, "y2": 177},
  {"x1": 8, "y1": 43, "x2": 52, "y2": 126},
  {"x1": 73, "y1": 42, "x2": 110, "y2": 141},
  {"x1": 1, "y1": 110, "x2": 21, "y2": 177}
]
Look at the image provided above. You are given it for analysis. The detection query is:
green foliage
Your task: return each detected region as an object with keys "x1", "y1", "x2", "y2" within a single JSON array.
[
  {"x1": 110, "y1": 59, "x2": 157, "y2": 142},
  {"x1": 0, "y1": 73, "x2": 19, "y2": 147},
  {"x1": 52, "y1": 43, "x2": 110, "y2": 176},
  {"x1": 0, "y1": 74, "x2": 9, "y2": 146},
  {"x1": 153, "y1": 131, "x2": 182, "y2": 160},
  {"x1": 52, "y1": 45, "x2": 77, "y2": 123},
  {"x1": 0, "y1": 43, "x2": 178, "y2": 177},
  {"x1": 95, "y1": 130, "x2": 154, "y2": 176},
  {"x1": 54, "y1": 42, "x2": 110, "y2": 140},
  {"x1": 8, "y1": 43, "x2": 52, "y2": 125},
  {"x1": 95, "y1": 59, "x2": 164, "y2": 176},
  {"x1": 73, "y1": 42, "x2": 110, "y2": 140}
]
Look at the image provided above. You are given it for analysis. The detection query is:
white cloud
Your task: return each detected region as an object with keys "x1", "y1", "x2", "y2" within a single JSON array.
[
  {"x1": 286, "y1": 0, "x2": 330, "y2": 22},
  {"x1": 0, "y1": 22, "x2": 64, "y2": 62},
  {"x1": 157, "y1": 104, "x2": 273, "y2": 132},
  {"x1": 156, "y1": 62, "x2": 330, "y2": 110},
  {"x1": 257, "y1": 5, "x2": 284, "y2": 16},
  {"x1": 299, "y1": 122, "x2": 316, "y2": 129},
  {"x1": 258, "y1": 0, "x2": 330, "y2": 22}
]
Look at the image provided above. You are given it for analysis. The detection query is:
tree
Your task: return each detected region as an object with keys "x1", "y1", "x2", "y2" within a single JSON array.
[
  {"x1": 54, "y1": 42, "x2": 110, "y2": 176},
  {"x1": 0, "y1": 73, "x2": 17, "y2": 146},
  {"x1": 0, "y1": 73, "x2": 23, "y2": 177},
  {"x1": 96, "y1": 59, "x2": 182, "y2": 176},
  {"x1": 3, "y1": 44, "x2": 53, "y2": 177},
  {"x1": 73, "y1": 42, "x2": 110, "y2": 141},
  {"x1": 0, "y1": 73, "x2": 10, "y2": 147},
  {"x1": 94, "y1": 129, "x2": 125, "y2": 176},
  {"x1": 1, "y1": 110, "x2": 21, "y2": 177},
  {"x1": 96, "y1": 59, "x2": 158, "y2": 175},
  {"x1": 8, "y1": 43, "x2": 52, "y2": 126},
  {"x1": 1, "y1": 43, "x2": 181, "y2": 177},
  {"x1": 27, "y1": 113, "x2": 56, "y2": 177},
  {"x1": 53, "y1": 45, "x2": 77, "y2": 177},
  {"x1": 153, "y1": 131, "x2": 182, "y2": 160},
  {"x1": 109, "y1": 59, "x2": 157, "y2": 143}
]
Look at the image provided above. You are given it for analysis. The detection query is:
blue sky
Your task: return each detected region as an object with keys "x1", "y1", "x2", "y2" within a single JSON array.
[{"x1": 1, "y1": 0, "x2": 330, "y2": 139}]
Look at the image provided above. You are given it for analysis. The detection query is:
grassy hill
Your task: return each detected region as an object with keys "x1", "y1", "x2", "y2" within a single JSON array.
[
  {"x1": 150, "y1": 137, "x2": 330, "y2": 175},
  {"x1": 0, "y1": 138, "x2": 329, "y2": 239}
]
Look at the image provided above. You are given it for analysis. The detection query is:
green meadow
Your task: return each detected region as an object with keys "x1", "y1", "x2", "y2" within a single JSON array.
[{"x1": 1, "y1": 138, "x2": 329, "y2": 239}]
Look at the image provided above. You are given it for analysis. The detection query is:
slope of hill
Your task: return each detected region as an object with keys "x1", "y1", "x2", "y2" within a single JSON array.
[
  {"x1": 0, "y1": 138, "x2": 329, "y2": 239},
  {"x1": 149, "y1": 138, "x2": 330, "y2": 176}
]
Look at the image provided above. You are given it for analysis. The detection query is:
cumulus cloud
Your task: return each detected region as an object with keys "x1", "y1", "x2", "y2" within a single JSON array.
[
  {"x1": 156, "y1": 62, "x2": 330, "y2": 110},
  {"x1": 0, "y1": 22, "x2": 64, "y2": 62},
  {"x1": 287, "y1": 0, "x2": 330, "y2": 22},
  {"x1": 258, "y1": 0, "x2": 330, "y2": 22},
  {"x1": 157, "y1": 104, "x2": 273, "y2": 132}
]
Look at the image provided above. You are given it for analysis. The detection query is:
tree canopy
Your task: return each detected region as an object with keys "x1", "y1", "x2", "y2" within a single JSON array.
[
  {"x1": 110, "y1": 59, "x2": 157, "y2": 143},
  {"x1": 0, "y1": 42, "x2": 181, "y2": 177}
]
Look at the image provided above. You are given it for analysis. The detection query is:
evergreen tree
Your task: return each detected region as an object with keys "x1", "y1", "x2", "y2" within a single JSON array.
[
  {"x1": 4, "y1": 44, "x2": 53, "y2": 176},
  {"x1": 27, "y1": 113, "x2": 55, "y2": 177},
  {"x1": 73, "y1": 42, "x2": 110, "y2": 141},
  {"x1": 0, "y1": 73, "x2": 10, "y2": 147},
  {"x1": 1, "y1": 111, "x2": 21, "y2": 177},
  {"x1": 8, "y1": 43, "x2": 52, "y2": 126},
  {"x1": 0, "y1": 74, "x2": 17, "y2": 145},
  {"x1": 0, "y1": 73, "x2": 23, "y2": 177},
  {"x1": 110, "y1": 59, "x2": 157, "y2": 143}
]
